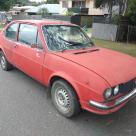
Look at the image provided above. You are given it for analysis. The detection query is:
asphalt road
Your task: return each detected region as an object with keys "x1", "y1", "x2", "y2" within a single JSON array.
[{"x1": 0, "y1": 68, "x2": 136, "y2": 136}]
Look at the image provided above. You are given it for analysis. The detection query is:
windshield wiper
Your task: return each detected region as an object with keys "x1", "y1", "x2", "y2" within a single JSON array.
[
  {"x1": 61, "y1": 48, "x2": 67, "y2": 52},
  {"x1": 70, "y1": 42, "x2": 83, "y2": 46},
  {"x1": 58, "y1": 36, "x2": 83, "y2": 46}
]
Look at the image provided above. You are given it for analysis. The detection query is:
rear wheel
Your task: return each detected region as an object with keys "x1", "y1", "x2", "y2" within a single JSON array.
[
  {"x1": 51, "y1": 80, "x2": 81, "y2": 118},
  {"x1": 0, "y1": 52, "x2": 13, "y2": 71}
]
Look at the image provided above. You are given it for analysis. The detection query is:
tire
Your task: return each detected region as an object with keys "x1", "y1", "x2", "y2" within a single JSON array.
[
  {"x1": 0, "y1": 51, "x2": 13, "y2": 71},
  {"x1": 51, "y1": 80, "x2": 81, "y2": 118}
]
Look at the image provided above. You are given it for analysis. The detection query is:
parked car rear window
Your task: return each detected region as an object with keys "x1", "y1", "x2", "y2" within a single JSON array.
[
  {"x1": 5, "y1": 23, "x2": 19, "y2": 40},
  {"x1": 19, "y1": 24, "x2": 37, "y2": 46}
]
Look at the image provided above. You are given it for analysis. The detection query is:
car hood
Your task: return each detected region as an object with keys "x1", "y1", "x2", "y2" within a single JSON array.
[{"x1": 53, "y1": 47, "x2": 136, "y2": 86}]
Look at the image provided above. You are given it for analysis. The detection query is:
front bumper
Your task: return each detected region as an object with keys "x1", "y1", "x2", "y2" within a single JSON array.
[{"x1": 89, "y1": 88, "x2": 136, "y2": 110}]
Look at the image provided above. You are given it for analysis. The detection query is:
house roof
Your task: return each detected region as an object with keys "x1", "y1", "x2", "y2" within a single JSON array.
[
  {"x1": 12, "y1": 6, "x2": 35, "y2": 11},
  {"x1": 26, "y1": 4, "x2": 61, "y2": 14}
]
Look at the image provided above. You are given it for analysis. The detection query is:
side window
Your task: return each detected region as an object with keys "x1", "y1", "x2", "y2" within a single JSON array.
[
  {"x1": 37, "y1": 33, "x2": 43, "y2": 49},
  {"x1": 5, "y1": 23, "x2": 19, "y2": 40},
  {"x1": 19, "y1": 24, "x2": 37, "y2": 46}
]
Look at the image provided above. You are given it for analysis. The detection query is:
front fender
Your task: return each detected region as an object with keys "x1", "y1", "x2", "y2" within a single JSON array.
[
  {"x1": 48, "y1": 71, "x2": 82, "y2": 98},
  {"x1": 47, "y1": 70, "x2": 107, "y2": 104},
  {"x1": 43, "y1": 53, "x2": 110, "y2": 103}
]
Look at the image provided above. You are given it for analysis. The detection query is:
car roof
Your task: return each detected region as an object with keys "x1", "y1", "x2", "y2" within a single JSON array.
[{"x1": 13, "y1": 19, "x2": 77, "y2": 26}]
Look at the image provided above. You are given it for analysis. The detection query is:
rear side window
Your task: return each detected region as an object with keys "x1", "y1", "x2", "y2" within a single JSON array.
[
  {"x1": 19, "y1": 24, "x2": 37, "y2": 46},
  {"x1": 5, "y1": 23, "x2": 19, "y2": 40}
]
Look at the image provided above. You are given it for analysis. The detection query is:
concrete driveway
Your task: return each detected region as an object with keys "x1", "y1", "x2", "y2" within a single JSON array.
[{"x1": 0, "y1": 68, "x2": 136, "y2": 136}]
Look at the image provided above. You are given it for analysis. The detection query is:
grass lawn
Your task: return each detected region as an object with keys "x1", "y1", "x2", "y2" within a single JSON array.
[
  {"x1": 0, "y1": 24, "x2": 4, "y2": 30},
  {"x1": 92, "y1": 38, "x2": 136, "y2": 57}
]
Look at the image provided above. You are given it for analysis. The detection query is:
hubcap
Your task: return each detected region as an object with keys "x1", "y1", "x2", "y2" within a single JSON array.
[
  {"x1": 0, "y1": 56, "x2": 6, "y2": 69},
  {"x1": 55, "y1": 88, "x2": 70, "y2": 112}
]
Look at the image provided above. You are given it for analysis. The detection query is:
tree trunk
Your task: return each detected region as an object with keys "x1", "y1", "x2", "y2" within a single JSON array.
[
  {"x1": 108, "y1": 0, "x2": 113, "y2": 23},
  {"x1": 123, "y1": 0, "x2": 128, "y2": 16},
  {"x1": 119, "y1": 2, "x2": 123, "y2": 15}
]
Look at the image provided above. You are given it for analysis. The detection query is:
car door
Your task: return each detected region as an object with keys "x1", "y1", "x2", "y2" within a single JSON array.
[
  {"x1": 2, "y1": 23, "x2": 19, "y2": 64},
  {"x1": 13, "y1": 23, "x2": 45, "y2": 82}
]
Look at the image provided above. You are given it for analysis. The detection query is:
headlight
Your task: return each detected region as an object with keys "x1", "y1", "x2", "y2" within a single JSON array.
[
  {"x1": 104, "y1": 88, "x2": 112, "y2": 99},
  {"x1": 113, "y1": 85, "x2": 119, "y2": 95}
]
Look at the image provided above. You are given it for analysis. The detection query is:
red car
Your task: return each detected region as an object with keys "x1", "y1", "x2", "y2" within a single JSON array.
[{"x1": 0, "y1": 20, "x2": 136, "y2": 117}]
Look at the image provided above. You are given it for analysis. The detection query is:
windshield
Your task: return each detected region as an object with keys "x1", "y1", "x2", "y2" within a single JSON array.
[{"x1": 43, "y1": 25, "x2": 94, "y2": 51}]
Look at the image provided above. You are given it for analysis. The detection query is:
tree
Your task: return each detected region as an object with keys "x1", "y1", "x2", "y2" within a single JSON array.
[
  {"x1": 95, "y1": 0, "x2": 129, "y2": 22},
  {"x1": 17, "y1": 0, "x2": 30, "y2": 6},
  {"x1": 127, "y1": 0, "x2": 136, "y2": 25},
  {"x1": 114, "y1": 0, "x2": 128, "y2": 15},
  {"x1": 38, "y1": 8, "x2": 49, "y2": 15},
  {"x1": 46, "y1": 0, "x2": 59, "y2": 4},
  {"x1": 31, "y1": 2, "x2": 41, "y2": 6},
  {"x1": 0, "y1": 0, "x2": 29, "y2": 11},
  {"x1": 0, "y1": 0, "x2": 13, "y2": 11},
  {"x1": 95, "y1": 0, "x2": 114, "y2": 21}
]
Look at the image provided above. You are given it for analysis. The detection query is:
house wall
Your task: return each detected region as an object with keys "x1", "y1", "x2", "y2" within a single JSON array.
[
  {"x1": 59, "y1": 0, "x2": 72, "y2": 14},
  {"x1": 86, "y1": 0, "x2": 103, "y2": 15},
  {"x1": 59, "y1": 0, "x2": 103, "y2": 15}
]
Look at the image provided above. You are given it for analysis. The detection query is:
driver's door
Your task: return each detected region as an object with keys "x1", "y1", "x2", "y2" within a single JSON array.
[
  {"x1": 13, "y1": 23, "x2": 45, "y2": 82},
  {"x1": 2, "y1": 23, "x2": 19, "y2": 64}
]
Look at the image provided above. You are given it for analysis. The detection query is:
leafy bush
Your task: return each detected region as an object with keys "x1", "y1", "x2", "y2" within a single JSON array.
[
  {"x1": 112, "y1": 14, "x2": 121, "y2": 24},
  {"x1": 126, "y1": 0, "x2": 136, "y2": 25},
  {"x1": 65, "y1": 11, "x2": 74, "y2": 16},
  {"x1": 38, "y1": 8, "x2": 49, "y2": 15}
]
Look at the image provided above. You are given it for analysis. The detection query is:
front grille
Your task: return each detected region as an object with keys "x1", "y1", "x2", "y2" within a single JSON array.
[{"x1": 120, "y1": 79, "x2": 136, "y2": 93}]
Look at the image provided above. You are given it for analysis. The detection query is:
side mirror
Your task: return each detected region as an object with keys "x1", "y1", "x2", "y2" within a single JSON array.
[
  {"x1": 31, "y1": 44, "x2": 38, "y2": 49},
  {"x1": 82, "y1": 25, "x2": 88, "y2": 32}
]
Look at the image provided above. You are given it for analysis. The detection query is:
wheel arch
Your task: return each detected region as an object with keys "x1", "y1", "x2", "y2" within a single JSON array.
[
  {"x1": 48, "y1": 74, "x2": 81, "y2": 100},
  {"x1": 0, "y1": 48, "x2": 8, "y2": 60},
  {"x1": 0, "y1": 48, "x2": 2, "y2": 55},
  {"x1": 0, "y1": 47, "x2": 6, "y2": 55}
]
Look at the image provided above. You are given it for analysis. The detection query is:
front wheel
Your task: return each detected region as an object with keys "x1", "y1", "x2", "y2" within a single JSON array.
[
  {"x1": 51, "y1": 80, "x2": 81, "y2": 118},
  {"x1": 0, "y1": 52, "x2": 13, "y2": 71}
]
